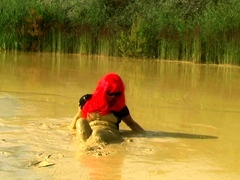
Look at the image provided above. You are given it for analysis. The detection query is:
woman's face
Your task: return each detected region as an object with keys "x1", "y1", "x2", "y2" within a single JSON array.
[
  {"x1": 106, "y1": 94, "x2": 116, "y2": 102},
  {"x1": 105, "y1": 91, "x2": 122, "y2": 103}
]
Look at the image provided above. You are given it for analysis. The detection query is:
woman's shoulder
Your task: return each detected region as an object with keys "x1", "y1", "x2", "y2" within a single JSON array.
[
  {"x1": 79, "y1": 94, "x2": 92, "y2": 108},
  {"x1": 113, "y1": 105, "x2": 130, "y2": 119}
]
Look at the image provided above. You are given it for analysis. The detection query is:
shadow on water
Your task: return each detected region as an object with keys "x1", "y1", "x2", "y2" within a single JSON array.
[{"x1": 121, "y1": 130, "x2": 218, "y2": 140}]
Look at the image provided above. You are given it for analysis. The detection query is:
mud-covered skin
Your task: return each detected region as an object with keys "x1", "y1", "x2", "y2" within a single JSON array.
[
  {"x1": 76, "y1": 113, "x2": 123, "y2": 143},
  {"x1": 76, "y1": 118, "x2": 92, "y2": 141}
]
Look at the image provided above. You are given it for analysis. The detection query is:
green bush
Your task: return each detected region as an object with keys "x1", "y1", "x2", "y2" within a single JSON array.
[{"x1": 1, "y1": 0, "x2": 240, "y2": 65}]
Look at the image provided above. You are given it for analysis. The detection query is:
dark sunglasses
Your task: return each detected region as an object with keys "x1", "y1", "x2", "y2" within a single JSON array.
[{"x1": 106, "y1": 91, "x2": 122, "y2": 97}]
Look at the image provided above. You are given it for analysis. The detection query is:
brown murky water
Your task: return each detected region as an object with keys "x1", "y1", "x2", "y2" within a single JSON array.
[{"x1": 0, "y1": 51, "x2": 240, "y2": 180}]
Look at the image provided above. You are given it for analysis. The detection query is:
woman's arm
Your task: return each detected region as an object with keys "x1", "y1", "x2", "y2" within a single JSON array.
[
  {"x1": 122, "y1": 114, "x2": 146, "y2": 134},
  {"x1": 69, "y1": 108, "x2": 82, "y2": 130}
]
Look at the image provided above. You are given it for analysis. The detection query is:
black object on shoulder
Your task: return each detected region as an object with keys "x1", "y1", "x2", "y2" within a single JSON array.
[{"x1": 79, "y1": 94, "x2": 92, "y2": 109}]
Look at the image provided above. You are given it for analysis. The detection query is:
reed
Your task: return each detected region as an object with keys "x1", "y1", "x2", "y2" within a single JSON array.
[{"x1": 1, "y1": 0, "x2": 240, "y2": 65}]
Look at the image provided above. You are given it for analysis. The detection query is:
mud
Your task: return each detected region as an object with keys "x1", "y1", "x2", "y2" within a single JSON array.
[{"x1": 1, "y1": 52, "x2": 240, "y2": 180}]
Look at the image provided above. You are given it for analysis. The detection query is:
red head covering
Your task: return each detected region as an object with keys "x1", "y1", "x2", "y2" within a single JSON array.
[{"x1": 82, "y1": 73, "x2": 126, "y2": 118}]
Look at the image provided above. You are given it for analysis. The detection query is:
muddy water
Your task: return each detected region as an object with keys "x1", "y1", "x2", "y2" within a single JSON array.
[{"x1": 0, "y1": 51, "x2": 240, "y2": 180}]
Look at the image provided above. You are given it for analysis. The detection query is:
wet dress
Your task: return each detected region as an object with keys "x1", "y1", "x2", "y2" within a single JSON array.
[
  {"x1": 78, "y1": 94, "x2": 129, "y2": 142},
  {"x1": 79, "y1": 94, "x2": 130, "y2": 129}
]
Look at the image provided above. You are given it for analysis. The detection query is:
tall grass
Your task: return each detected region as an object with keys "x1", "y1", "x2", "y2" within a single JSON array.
[{"x1": 1, "y1": 0, "x2": 240, "y2": 65}]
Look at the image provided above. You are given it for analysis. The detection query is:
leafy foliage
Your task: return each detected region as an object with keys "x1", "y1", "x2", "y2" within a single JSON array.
[{"x1": 1, "y1": 0, "x2": 240, "y2": 65}]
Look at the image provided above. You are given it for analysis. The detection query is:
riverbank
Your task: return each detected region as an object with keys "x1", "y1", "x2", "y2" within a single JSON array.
[{"x1": 1, "y1": 0, "x2": 240, "y2": 65}]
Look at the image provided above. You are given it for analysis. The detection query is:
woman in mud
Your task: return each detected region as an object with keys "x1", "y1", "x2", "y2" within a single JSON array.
[{"x1": 69, "y1": 73, "x2": 145, "y2": 143}]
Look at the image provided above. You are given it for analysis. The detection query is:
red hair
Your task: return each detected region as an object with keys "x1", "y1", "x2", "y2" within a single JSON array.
[{"x1": 82, "y1": 73, "x2": 126, "y2": 118}]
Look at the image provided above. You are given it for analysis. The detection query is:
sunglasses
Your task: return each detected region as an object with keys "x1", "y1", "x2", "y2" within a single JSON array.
[{"x1": 106, "y1": 91, "x2": 122, "y2": 97}]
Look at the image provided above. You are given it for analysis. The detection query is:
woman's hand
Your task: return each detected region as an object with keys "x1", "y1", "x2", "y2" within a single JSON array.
[
  {"x1": 122, "y1": 114, "x2": 146, "y2": 134},
  {"x1": 69, "y1": 108, "x2": 82, "y2": 130}
]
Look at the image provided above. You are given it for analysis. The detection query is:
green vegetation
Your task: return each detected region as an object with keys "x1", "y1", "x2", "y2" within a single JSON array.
[{"x1": 1, "y1": 0, "x2": 240, "y2": 65}]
